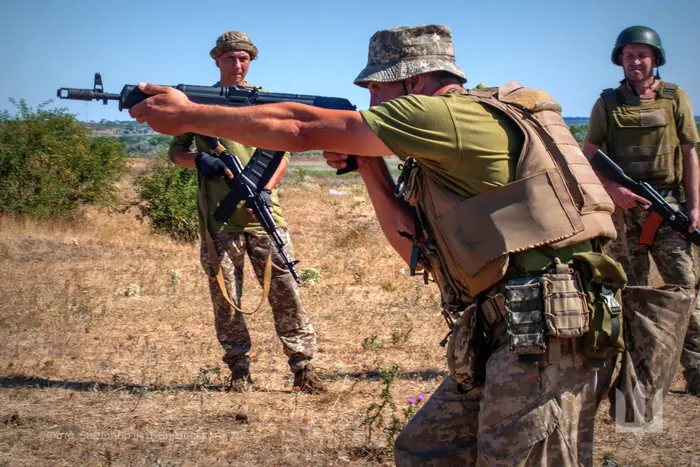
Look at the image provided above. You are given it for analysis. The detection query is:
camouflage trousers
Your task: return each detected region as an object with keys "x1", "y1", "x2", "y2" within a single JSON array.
[
  {"x1": 606, "y1": 204, "x2": 700, "y2": 375},
  {"x1": 395, "y1": 340, "x2": 615, "y2": 466},
  {"x1": 200, "y1": 228, "x2": 316, "y2": 374}
]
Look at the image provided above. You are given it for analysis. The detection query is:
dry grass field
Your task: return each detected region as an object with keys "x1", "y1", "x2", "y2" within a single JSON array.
[{"x1": 0, "y1": 157, "x2": 698, "y2": 466}]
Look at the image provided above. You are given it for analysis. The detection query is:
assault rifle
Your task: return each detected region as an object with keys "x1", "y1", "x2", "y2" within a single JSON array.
[
  {"x1": 56, "y1": 73, "x2": 359, "y2": 175},
  {"x1": 199, "y1": 135, "x2": 302, "y2": 283},
  {"x1": 57, "y1": 73, "x2": 359, "y2": 282},
  {"x1": 589, "y1": 149, "x2": 700, "y2": 246}
]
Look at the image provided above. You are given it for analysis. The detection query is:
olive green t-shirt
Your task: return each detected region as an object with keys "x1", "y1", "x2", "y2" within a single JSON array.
[
  {"x1": 361, "y1": 92, "x2": 521, "y2": 197},
  {"x1": 586, "y1": 82, "x2": 699, "y2": 147},
  {"x1": 360, "y1": 91, "x2": 590, "y2": 273},
  {"x1": 169, "y1": 134, "x2": 289, "y2": 234}
]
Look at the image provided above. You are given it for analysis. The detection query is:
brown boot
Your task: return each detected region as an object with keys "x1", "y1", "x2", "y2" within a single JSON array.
[
  {"x1": 293, "y1": 364, "x2": 327, "y2": 394},
  {"x1": 227, "y1": 367, "x2": 254, "y2": 392}
]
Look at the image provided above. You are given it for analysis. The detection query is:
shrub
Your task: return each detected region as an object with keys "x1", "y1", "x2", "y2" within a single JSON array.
[
  {"x1": 0, "y1": 100, "x2": 128, "y2": 216},
  {"x1": 132, "y1": 155, "x2": 199, "y2": 242}
]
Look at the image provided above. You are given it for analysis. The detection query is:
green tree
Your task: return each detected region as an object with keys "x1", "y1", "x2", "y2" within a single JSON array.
[
  {"x1": 132, "y1": 155, "x2": 199, "y2": 242},
  {"x1": 0, "y1": 100, "x2": 128, "y2": 217}
]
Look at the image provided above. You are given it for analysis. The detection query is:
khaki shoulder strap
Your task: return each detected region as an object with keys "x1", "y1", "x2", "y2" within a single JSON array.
[
  {"x1": 467, "y1": 87, "x2": 498, "y2": 98},
  {"x1": 661, "y1": 82, "x2": 678, "y2": 100}
]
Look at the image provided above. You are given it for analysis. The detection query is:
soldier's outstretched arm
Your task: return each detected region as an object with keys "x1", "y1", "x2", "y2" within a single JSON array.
[
  {"x1": 129, "y1": 83, "x2": 393, "y2": 158},
  {"x1": 129, "y1": 83, "x2": 418, "y2": 262}
]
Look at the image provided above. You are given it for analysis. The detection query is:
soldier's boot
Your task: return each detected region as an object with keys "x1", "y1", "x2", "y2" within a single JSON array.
[
  {"x1": 293, "y1": 363, "x2": 327, "y2": 394},
  {"x1": 686, "y1": 369, "x2": 700, "y2": 396},
  {"x1": 227, "y1": 366, "x2": 254, "y2": 393}
]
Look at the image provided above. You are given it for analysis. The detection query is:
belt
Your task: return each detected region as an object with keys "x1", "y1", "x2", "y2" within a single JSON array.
[{"x1": 479, "y1": 288, "x2": 582, "y2": 364}]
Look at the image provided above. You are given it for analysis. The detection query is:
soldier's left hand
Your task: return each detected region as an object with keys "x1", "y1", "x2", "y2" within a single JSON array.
[{"x1": 129, "y1": 83, "x2": 195, "y2": 135}]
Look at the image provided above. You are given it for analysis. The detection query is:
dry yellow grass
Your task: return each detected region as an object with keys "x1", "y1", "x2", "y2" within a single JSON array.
[{"x1": 0, "y1": 157, "x2": 698, "y2": 467}]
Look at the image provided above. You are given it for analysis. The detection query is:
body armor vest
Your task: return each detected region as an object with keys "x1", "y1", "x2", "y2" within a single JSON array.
[
  {"x1": 400, "y1": 82, "x2": 617, "y2": 306},
  {"x1": 600, "y1": 81, "x2": 681, "y2": 188}
]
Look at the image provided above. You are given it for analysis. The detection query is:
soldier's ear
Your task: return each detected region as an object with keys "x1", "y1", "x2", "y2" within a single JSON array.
[
  {"x1": 214, "y1": 58, "x2": 221, "y2": 69},
  {"x1": 409, "y1": 75, "x2": 427, "y2": 94}
]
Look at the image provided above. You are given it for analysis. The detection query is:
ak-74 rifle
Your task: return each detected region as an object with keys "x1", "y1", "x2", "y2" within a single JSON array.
[
  {"x1": 58, "y1": 73, "x2": 360, "y2": 282},
  {"x1": 589, "y1": 149, "x2": 700, "y2": 246}
]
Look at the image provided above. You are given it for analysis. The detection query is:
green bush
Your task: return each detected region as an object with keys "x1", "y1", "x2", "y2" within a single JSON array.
[
  {"x1": 568, "y1": 123, "x2": 588, "y2": 150},
  {"x1": 0, "y1": 100, "x2": 128, "y2": 216},
  {"x1": 117, "y1": 134, "x2": 172, "y2": 159},
  {"x1": 132, "y1": 155, "x2": 199, "y2": 242}
]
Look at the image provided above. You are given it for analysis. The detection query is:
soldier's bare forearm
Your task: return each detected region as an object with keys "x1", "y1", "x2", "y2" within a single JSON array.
[
  {"x1": 682, "y1": 144, "x2": 700, "y2": 211},
  {"x1": 361, "y1": 157, "x2": 416, "y2": 265}
]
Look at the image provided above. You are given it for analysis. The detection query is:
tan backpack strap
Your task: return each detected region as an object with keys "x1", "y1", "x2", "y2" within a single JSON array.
[
  {"x1": 467, "y1": 87, "x2": 498, "y2": 98},
  {"x1": 199, "y1": 178, "x2": 271, "y2": 315},
  {"x1": 661, "y1": 82, "x2": 677, "y2": 100}
]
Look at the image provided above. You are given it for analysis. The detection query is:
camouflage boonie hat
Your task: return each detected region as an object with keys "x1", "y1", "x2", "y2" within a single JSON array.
[
  {"x1": 354, "y1": 25, "x2": 466, "y2": 88},
  {"x1": 210, "y1": 31, "x2": 258, "y2": 60}
]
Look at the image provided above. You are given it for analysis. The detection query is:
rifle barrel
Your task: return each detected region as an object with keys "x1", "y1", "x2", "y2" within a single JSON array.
[{"x1": 57, "y1": 88, "x2": 120, "y2": 102}]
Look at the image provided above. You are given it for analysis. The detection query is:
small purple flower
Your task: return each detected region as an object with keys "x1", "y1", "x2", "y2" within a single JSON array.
[
  {"x1": 417, "y1": 394, "x2": 425, "y2": 403},
  {"x1": 407, "y1": 396, "x2": 415, "y2": 405}
]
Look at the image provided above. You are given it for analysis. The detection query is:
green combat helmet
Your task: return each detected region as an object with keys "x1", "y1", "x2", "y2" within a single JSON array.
[{"x1": 611, "y1": 26, "x2": 666, "y2": 66}]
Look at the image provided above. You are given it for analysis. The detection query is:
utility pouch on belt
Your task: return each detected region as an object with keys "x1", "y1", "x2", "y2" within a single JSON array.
[
  {"x1": 572, "y1": 252, "x2": 627, "y2": 361},
  {"x1": 540, "y1": 258, "x2": 590, "y2": 339},
  {"x1": 504, "y1": 277, "x2": 547, "y2": 355},
  {"x1": 446, "y1": 303, "x2": 482, "y2": 387}
]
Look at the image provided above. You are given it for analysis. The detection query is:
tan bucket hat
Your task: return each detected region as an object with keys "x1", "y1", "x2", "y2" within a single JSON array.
[
  {"x1": 354, "y1": 24, "x2": 466, "y2": 88},
  {"x1": 210, "y1": 31, "x2": 258, "y2": 60}
]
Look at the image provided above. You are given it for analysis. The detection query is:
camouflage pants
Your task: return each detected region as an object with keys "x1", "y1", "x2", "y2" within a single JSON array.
[
  {"x1": 395, "y1": 341, "x2": 615, "y2": 466},
  {"x1": 606, "y1": 204, "x2": 700, "y2": 375},
  {"x1": 200, "y1": 228, "x2": 316, "y2": 374}
]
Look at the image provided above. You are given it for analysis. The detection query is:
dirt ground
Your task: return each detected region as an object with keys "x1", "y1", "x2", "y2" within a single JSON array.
[{"x1": 0, "y1": 158, "x2": 698, "y2": 466}]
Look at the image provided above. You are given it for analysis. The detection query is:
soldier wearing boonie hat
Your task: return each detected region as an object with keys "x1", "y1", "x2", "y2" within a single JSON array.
[
  {"x1": 167, "y1": 30, "x2": 325, "y2": 395},
  {"x1": 353, "y1": 24, "x2": 466, "y2": 87},
  {"x1": 131, "y1": 24, "x2": 618, "y2": 465},
  {"x1": 340, "y1": 24, "x2": 616, "y2": 467},
  {"x1": 210, "y1": 30, "x2": 259, "y2": 61}
]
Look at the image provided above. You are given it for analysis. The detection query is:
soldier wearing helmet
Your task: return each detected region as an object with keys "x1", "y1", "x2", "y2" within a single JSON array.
[
  {"x1": 584, "y1": 26, "x2": 700, "y2": 394},
  {"x1": 167, "y1": 31, "x2": 325, "y2": 394}
]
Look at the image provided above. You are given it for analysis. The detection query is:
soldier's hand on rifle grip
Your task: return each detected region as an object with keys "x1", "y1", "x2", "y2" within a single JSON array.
[
  {"x1": 195, "y1": 152, "x2": 233, "y2": 180},
  {"x1": 323, "y1": 151, "x2": 366, "y2": 174},
  {"x1": 605, "y1": 182, "x2": 652, "y2": 210},
  {"x1": 257, "y1": 188, "x2": 274, "y2": 210}
]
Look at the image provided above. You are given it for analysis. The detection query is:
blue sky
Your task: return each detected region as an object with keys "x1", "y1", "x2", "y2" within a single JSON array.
[{"x1": 1, "y1": 0, "x2": 698, "y2": 122}]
